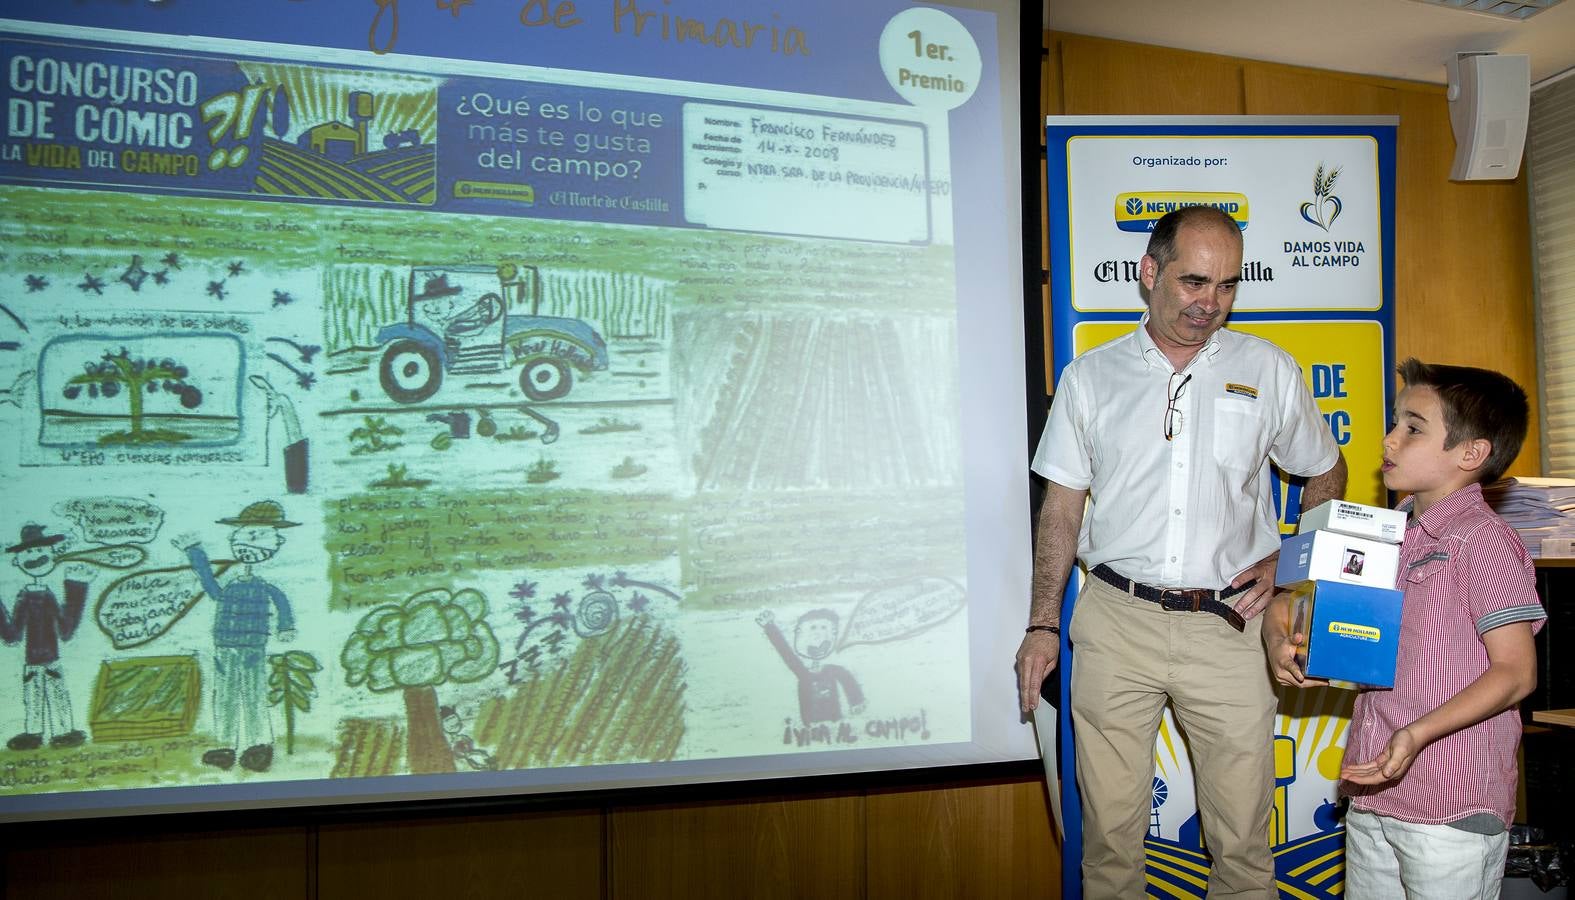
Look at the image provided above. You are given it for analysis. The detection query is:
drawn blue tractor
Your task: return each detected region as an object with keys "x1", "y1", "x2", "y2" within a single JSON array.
[{"x1": 376, "y1": 264, "x2": 608, "y2": 404}]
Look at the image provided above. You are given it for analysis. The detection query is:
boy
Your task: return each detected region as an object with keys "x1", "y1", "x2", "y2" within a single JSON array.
[
  {"x1": 756, "y1": 608, "x2": 865, "y2": 724},
  {"x1": 1266, "y1": 359, "x2": 1545, "y2": 899}
]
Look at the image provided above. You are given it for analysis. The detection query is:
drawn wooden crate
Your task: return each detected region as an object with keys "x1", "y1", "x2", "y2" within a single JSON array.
[{"x1": 89, "y1": 655, "x2": 201, "y2": 742}]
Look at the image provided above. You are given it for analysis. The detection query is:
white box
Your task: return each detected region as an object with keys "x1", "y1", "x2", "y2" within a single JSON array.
[
  {"x1": 1276, "y1": 530, "x2": 1401, "y2": 590},
  {"x1": 1297, "y1": 500, "x2": 1406, "y2": 544}
]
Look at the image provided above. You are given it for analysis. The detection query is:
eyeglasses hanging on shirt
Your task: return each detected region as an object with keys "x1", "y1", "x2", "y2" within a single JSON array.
[{"x1": 1164, "y1": 372, "x2": 1192, "y2": 441}]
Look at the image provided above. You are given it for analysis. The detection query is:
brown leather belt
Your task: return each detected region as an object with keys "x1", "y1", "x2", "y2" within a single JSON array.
[{"x1": 1090, "y1": 563, "x2": 1249, "y2": 632}]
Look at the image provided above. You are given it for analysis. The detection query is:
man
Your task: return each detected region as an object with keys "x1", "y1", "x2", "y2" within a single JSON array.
[
  {"x1": 1, "y1": 523, "x2": 93, "y2": 750},
  {"x1": 174, "y1": 500, "x2": 297, "y2": 773},
  {"x1": 1017, "y1": 206, "x2": 1347, "y2": 898}
]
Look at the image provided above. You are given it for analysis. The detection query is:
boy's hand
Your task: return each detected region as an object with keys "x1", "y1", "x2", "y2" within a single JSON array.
[
  {"x1": 1230, "y1": 552, "x2": 1279, "y2": 620},
  {"x1": 1341, "y1": 727, "x2": 1420, "y2": 785},
  {"x1": 1265, "y1": 626, "x2": 1321, "y2": 687},
  {"x1": 1261, "y1": 594, "x2": 1328, "y2": 688}
]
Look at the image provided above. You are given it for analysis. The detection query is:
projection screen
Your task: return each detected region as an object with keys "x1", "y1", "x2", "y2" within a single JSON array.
[{"x1": 0, "y1": 0, "x2": 1034, "y2": 820}]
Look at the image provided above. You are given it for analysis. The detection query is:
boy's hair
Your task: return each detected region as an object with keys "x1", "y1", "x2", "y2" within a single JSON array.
[
  {"x1": 1397, "y1": 358, "x2": 1528, "y2": 485},
  {"x1": 796, "y1": 608, "x2": 840, "y2": 630},
  {"x1": 1145, "y1": 206, "x2": 1242, "y2": 275}
]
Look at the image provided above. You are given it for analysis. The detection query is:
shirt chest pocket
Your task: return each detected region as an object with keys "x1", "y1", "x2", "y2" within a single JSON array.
[
  {"x1": 1404, "y1": 553, "x2": 1449, "y2": 585},
  {"x1": 1210, "y1": 397, "x2": 1269, "y2": 472}
]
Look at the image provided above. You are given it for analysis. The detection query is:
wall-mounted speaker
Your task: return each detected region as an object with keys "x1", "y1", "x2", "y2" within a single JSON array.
[{"x1": 1445, "y1": 52, "x2": 1530, "y2": 182}]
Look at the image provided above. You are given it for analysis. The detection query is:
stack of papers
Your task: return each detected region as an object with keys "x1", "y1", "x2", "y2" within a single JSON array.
[{"x1": 1482, "y1": 477, "x2": 1575, "y2": 558}]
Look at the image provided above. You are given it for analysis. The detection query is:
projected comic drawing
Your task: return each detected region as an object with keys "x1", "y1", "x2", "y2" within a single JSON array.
[
  {"x1": 172, "y1": 501, "x2": 300, "y2": 774},
  {"x1": 474, "y1": 574, "x2": 687, "y2": 769},
  {"x1": 249, "y1": 374, "x2": 310, "y2": 493},
  {"x1": 0, "y1": 32, "x2": 970, "y2": 806},
  {"x1": 2, "y1": 207, "x2": 965, "y2": 794},
  {"x1": 38, "y1": 335, "x2": 239, "y2": 448},
  {"x1": 267, "y1": 649, "x2": 321, "y2": 756},
  {"x1": 1, "y1": 524, "x2": 93, "y2": 751},
  {"x1": 205, "y1": 63, "x2": 438, "y2": 204},
  {"x1": 758, "y1": 608, "x2": 866, "y2": 724},
  {"x1": 755, "y1": 577, "x2": 964, "y2": 746},
  {"x1": 367, "y1": 264, "x2": 608, "y2": 405},
  {"x1": 89, "y1": 654, "x2": 203, "y2": 743},
  {"x1": 340, "y1": 586, "x2": 498, "y2": 774}
]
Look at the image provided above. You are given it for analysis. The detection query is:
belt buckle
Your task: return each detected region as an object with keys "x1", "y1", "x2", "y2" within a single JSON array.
[{"x1": 1158, "y1": 589, "x2": 1201, "y2": 613}]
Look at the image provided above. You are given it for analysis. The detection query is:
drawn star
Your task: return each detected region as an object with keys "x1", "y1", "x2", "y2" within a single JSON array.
[
  {"x1": 510, "y1": 580, "x2": 537, "y2": 601},
  {"x1": 582, "y1": 573, "x2": 605, "y2": 590},
  {"x1": 152, "y1": 269, "x2": 171, "y2": 286},
  {"x1": 118, "y1": 255, "x2": 150, "y2": 292},
  {"x1": 24, "y1": 274, "x2": 49, "y2": 292},
  {"x1": 628, "y1": 592, "x2": 650, "y2": 613},
  {"x1": 161, "y1": 252, "x2": 183, "y2": 270},
  {"x1": 206, "y1": 280, "x2": 227, "y2": 300},
  {"x1": 226, "y1": 260, "x2": 247, "y2": 277},
  {"x1": 271, "y1": 289, "x2": 294, "y2": 308},
  {"x1": 77, "y1": 273, "x2": 106, "y2": 295},
  {"x1": 551, "y1": 592, "x2": 573, "y2": 611},
  {"x1": 437, "y1": 0, "x2": 473, "y2": 17}
]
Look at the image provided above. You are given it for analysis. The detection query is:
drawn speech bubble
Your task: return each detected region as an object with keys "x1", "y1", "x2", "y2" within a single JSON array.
[
  {"x1": 93, "y1": 560, "x2": 231, "y2": 650},
  {"x1": 57, "y1": 497, "x2": 165, "y2": 545},
  {"x1": 838, "y1": 576, "x2": 965, "y2": 650}
]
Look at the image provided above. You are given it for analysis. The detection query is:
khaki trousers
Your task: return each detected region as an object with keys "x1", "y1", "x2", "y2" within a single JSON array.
[{"x1": 1068, "y1": 574, "x2": 1278, "y2": 899}]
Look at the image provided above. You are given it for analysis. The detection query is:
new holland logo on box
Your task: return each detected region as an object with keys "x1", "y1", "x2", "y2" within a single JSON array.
[
  {"x1": 1113, "y1": 191, "x2": 1250, "y2": 233},
  {"x1": 1288, "y1": 580, "x2": 1403, "y2": 689}
]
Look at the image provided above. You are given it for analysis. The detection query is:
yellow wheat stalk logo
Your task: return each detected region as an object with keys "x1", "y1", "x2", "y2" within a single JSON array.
[{"x1": 1299, "y1": 164, "x2": 1343, "y2": 232}]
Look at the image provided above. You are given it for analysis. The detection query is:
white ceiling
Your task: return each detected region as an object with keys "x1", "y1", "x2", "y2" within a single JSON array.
[{"x1": 1045, "y1": 0, "x2": 1575, "y2": 87}]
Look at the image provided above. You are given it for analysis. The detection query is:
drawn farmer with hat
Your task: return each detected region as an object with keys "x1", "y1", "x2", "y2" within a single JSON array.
[
  {"x1": 174, "y1": 501, "x2": 297, "y2": 773},
  {"x1": 413, "y1": 272, "x2": 503, "y2": 338},
  {"x1": 1, "y1": 523, "x2": 93, "y2": 750}
]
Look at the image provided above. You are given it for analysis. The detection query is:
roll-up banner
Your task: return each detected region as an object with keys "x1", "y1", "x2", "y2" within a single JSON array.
[{"x1": 1046, "y1": 117, "x2": 1397, "y2": 899}]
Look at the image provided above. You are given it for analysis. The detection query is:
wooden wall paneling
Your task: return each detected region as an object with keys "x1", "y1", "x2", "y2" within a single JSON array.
[
  {"x1": 1242, "y1": 65, "x2": 1398, "y2": 117},
  {"x1": 3, "y1": 825, "x2": 311, "y2": 900},
  {"x1": 1041, "y1": 33, "x2": 1060, "y2": 281},
  {"x1": 865, "y1": 779, "x2": 1057, "y2": 900},
  {"x1": 1057, "y1": 34, "x2": 1244, "y2": 116},
  {"x1": 1042, "y1": 281, "x2": 1055, "y2": 394},
  {"x1": 1042, "y1": 32, "x2": 1063, "y2": 119},
  {"x1": 1393, "y1": 87, "x2": 1540, "y2": 475},
  {"x1": 317, "y1": 808, "x2": 603, "y2": 900},
  {"x1": 1040, "y1": 153, "x2": 1050, "y2": 295},
  {"x1": 608, "y1": 792, "x2": 864, "y2": 900}
]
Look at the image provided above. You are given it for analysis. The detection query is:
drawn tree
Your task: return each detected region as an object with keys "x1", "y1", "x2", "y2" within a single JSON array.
[
  {"x1": 341, "y1": 587, "x2": 499, "y2": 774},
  {"x1": 267, "y1": 650, "x2": 321, "y2": 755},
  {"x1": 62, "y1": 348, "x2": 203, "y2": 443}
]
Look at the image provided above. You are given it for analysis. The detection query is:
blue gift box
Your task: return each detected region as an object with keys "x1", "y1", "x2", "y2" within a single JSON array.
[{"x1": 1287, "y1": 580, "x2": 1404, "y2": 689}]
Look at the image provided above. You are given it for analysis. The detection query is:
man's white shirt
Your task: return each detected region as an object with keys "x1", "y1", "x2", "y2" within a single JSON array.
[{"x1": 1031, "y1": 318, "x2": 1340, "y2": 590}]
